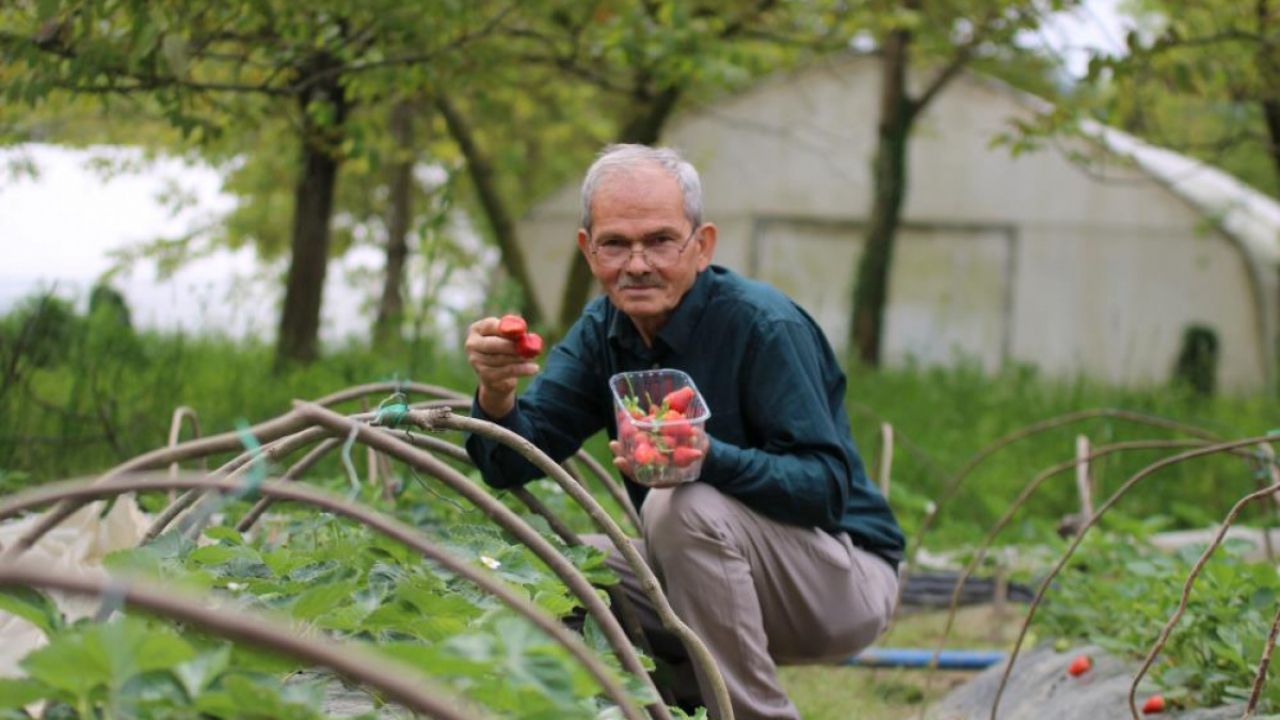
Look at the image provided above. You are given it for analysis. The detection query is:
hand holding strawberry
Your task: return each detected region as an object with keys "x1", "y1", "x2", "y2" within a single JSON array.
[
  {"x1": 466, "y1": 314, "x2": 543, "y2": 418},
  {"x1": 515, "y1": 332, "x2": 543, "y2": 359},
  {"x1": 497, "y1": 314, "x2": 527, "y2": 340}
]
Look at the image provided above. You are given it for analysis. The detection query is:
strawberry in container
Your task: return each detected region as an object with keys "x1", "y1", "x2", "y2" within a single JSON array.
[{"x1": 609, "y1": 369, "x2": 711, "y2": 488}]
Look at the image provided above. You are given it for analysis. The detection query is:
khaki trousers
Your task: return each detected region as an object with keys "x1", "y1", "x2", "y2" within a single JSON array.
[{"x1": 583, "y1": 482, "x2": 898, "y2": 720}]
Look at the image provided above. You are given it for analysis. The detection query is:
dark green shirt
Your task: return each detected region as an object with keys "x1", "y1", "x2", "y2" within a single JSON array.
[{"x1": 465, "y1": 265, "x2": 904, "y2": 568}]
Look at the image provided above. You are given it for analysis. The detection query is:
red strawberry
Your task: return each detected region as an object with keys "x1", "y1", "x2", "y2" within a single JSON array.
[
  {"x1": 1067, "y1": 654, "x2": 1091, "y2": 677},
  {"x1": 515, "y1": 332, "x2": 543, "y2": 359},
  {"x1": 672, "y1": 447, "x2": 703, "y2": 468},
  {"x1": 661, "y1": 420, "x2": 692, "y2": 444},
  {"x1": 633, "y1": 442, "x2": 659, "y2": 466},
  {"x1": 617, "y1": 416, "x2": 637, "y2": 442},
  {"x1": 663, "y1": 386, "x2": 695, "y2": 414},
  {"x1": 1141, "y1": 695, "x2": 1165, "y2": 714},
  {"x1": 497, "y1": 314, "x2": 527, "y2": 340}
]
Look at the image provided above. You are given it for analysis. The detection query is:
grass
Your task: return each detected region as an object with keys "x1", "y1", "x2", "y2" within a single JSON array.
[{"x1": 782, "y1": 604, "x2": 1017, "y2": 719}]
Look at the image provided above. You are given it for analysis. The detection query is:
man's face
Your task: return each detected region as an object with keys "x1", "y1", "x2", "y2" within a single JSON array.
[{"x1": 576, "y1": 164, "x2": 716, "y2": 341}]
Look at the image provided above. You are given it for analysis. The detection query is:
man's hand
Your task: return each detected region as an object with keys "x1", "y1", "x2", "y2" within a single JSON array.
[
  {"x1": 466, "y1": 316, "x2": 541, "y2": 418},
  {"x1": 607, "y1": 440, "x2": 633, "y2": 479}
]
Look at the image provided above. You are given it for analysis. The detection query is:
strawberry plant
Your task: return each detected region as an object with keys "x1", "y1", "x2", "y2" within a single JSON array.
[
  {"x1": 0, "y1": 381, "x2": 737, "y2": 719},
  {"x1": 1, "y1": 497, "x2": 657, "y2": 718},
  {"x1": 1032, "y1": 519, "x2": 1280, "y2": 712},
  {"x1": 0, "y1": 614, "x2": 330, "y2": 719}
]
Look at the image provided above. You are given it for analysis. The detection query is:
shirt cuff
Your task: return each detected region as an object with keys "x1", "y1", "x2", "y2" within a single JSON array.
[
  {"x1": 698, "y1": 436, "x2": 738, "y2": 487},
  {"x1": 470, "y1": 391, "x2": 523, "y2": 431}
]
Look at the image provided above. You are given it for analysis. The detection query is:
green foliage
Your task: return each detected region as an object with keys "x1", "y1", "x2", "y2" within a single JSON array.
[
  {"x1": 2, "y1": 294, "x2": 1278, "y2": 717},
  {"x1": 0, "y1": 292, "x2": 81, "y2": 369},
  {"x1": 846, "y1": 360, "x2": 1280, "y2": 547},
  {"x1": 86, "y1": 481, "x2": 647, "y2": 718},
  {"x1": 0, "y1": 615, "x2": 328, "y2": 719},
  {"x1": 1032, "y1": 525, "x2": 1280, "y2": 711},
  {"x1": 1003, "y1": 0, "x2": 1280, "y2": 197},
  {"x1": 0, "y1": 291, "x2": 476, "y2": 481}
]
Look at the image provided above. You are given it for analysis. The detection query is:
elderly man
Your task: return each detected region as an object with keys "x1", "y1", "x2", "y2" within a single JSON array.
[{"x1": 464, "y1": 144, "x2": 903, "y2": 720}]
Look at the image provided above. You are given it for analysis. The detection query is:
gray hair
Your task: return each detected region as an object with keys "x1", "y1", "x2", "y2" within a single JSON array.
[{"x1": 579, "y1": 144, "x2": 703, "y2": 234}]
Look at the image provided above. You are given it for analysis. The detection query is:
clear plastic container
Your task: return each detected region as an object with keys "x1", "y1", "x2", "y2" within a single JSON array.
[{"x1": 609, "y1": 369, "x2": 711, "y2": 488}]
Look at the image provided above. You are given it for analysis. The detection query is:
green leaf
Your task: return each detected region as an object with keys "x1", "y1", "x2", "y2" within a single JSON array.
[
  {"x1": 0, "y1": 587, "x2": 63, "y2": 637},
  {"x1": 227, "y1": 645, "x2": 298, "y2": 676},
  {"x1": 203, "y1": 527, "x2": 245, "y2": 545},
  {"x1": 35, "y1": 0, "x2": 60, "y2": 22},
  {"x1": 290, "y1": 580, "x2": 357, "y2": 620},
  {"x1": 379, "y1": 641, "x2": 489, "y2": 679},
  {"x1": 0, "y1": 677, "x2": 50, "y2": 709},
  {"x1": 114, "y1": 670, "x2": 188, "y2": 714},
  {"x1": 160, "y1": 34, "x2": 188, "y2": 78},
  {"x1": 172, "y1": 645, "x2": 232, "y2": 700},
  {"x1": 187, "y1": 544, "x2": 246, "y2": 566},
  {"x1": 199, "y1": 674, "x2": 323, "y2": 720},
  {"x1": 21, "y1": 630, "x2": 111, "y2": 697},
  {"x1": 89, "y1": 618, "x2": 199, "y2": 683}
]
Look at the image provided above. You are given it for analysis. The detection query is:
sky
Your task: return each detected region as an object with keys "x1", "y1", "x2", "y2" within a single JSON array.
[
  {"x1": 0, "y1": 145, "x2": 363, "y2": 341},
  {"x1": 1033, "y1": 0, "x2": 1131, "y2": 78},
  {"x1": 0, "y1": 144, "x2": 492, "y2": 345},
  {"x1": 0, "y1": 0, "x2": 1135, "y2": 345}
]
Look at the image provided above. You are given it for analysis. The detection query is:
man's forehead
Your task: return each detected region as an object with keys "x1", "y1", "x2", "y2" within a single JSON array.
[
  {"x1": 593, "y1": 223, "x2": 684, "y2": 240},
  {"x1": 591, "y1": 169, "x2": 684, "y2": 224}
]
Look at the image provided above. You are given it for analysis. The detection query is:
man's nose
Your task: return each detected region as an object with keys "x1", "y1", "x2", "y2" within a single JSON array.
[{"x1": 623, "y1": 246, "x2": 652, "y2": 271}]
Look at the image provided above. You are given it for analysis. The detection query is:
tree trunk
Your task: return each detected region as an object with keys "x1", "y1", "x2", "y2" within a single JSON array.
[
  {"x1": 850, "y1": 31, "x2": 915, "y2": 367},
  {"x1": 435, "y1": 94, "x2": 542, "y2": 325},
  {"x1": 275, "y1": 56, "x2": 346, "y2": 367},
  {"x1": 557, "y1": 86, "x2": 683, "y2": 332},
  {"x1": 1259, "y1": 0, "x2": 1280, "y2": 188},
  {"x1": 374, "y1": 99, "x2": 415, "y2": 348}
]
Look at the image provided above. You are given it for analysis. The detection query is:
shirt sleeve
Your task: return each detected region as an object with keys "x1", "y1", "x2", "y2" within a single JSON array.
[
  {"x1": 464, "y1": 319, "x2": 609, "y2": 489},
  {"x1": 696, "y1": 318, "x2": 852, "y2": 529}
]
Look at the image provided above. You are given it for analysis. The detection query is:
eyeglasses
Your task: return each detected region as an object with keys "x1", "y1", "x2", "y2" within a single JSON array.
[{"x1": 589, "y1": 227, "x2": 699, "y2": 269}]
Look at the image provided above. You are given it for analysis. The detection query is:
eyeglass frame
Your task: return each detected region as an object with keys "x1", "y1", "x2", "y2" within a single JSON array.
[{"x1": 587, "y1": 225, "x2": 701, "y2": 269}]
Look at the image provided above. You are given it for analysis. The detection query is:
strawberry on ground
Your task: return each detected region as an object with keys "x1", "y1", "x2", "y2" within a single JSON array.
[
  {"x1": 1067, "y1": 655, "x2": 1092, "y2": 677},
  {"x1": 1141, "y1": 695, "x2": 1165, "y2": 714}
]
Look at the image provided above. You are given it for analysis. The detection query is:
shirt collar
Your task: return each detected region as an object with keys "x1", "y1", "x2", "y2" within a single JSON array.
[{"x1": 606, "y1": 267, "x2": 716, "y2": 357}]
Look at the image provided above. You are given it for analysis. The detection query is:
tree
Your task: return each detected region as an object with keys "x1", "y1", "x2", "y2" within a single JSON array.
[
  {"x1": 550, "y1": 0, "x2": 838, "y2": 330},
  {"x1": 372, "y1": 98, "x2": 418, "y2": 348},
  {"x1": 1091, "y1": 0, "x2": 1279, "y2": 196},
  {"x1": 2, "y1": 1, "x2": 511, "y2": 365},
  {"x1": 848, "y1": 0, "x2": 1076, "y2": 366}
]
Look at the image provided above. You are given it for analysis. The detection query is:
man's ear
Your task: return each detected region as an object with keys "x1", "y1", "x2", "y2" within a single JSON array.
[
  {"x1": 577, "y1": 228, "x2": 591, "y2": 260},
  {"x1": 694, "y1": 223, "x2": 717, "y2": 270}
]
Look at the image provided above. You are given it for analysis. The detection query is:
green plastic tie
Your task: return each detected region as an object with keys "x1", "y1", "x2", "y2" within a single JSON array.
[
  {"x1": 375, "y1": 383, "x2": 411, "y2": 428},
  {"x1": 233, "y1": 421, "x2": 267, "y2": 499},
  {"x1": 340, "y1": 425, "x2": 361, "y2": 498},
  {"x1": 374, "y1": 402, "x2": 410, "y2": 428},
  {"x1": 170, "y1": 420, "x2": 265, "y2": 542}
]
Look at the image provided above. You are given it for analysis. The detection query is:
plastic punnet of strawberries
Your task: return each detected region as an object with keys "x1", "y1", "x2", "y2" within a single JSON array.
[{"x1": 610, "y1": 369, "x2": 711, "y2": 488}]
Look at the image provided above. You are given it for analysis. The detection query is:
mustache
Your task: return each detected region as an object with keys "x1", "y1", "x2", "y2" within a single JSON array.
[{"x1": 616, "y1": 273, "x2": 664, "y2": 289}]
